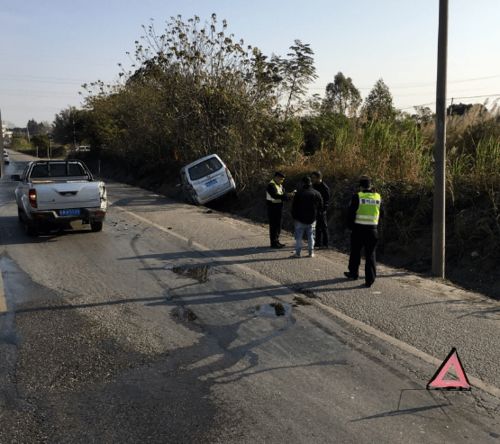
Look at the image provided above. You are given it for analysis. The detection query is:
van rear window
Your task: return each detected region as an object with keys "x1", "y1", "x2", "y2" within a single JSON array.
[{"x1": 188, "y1": 157, "x2": 223, "y2": 181}]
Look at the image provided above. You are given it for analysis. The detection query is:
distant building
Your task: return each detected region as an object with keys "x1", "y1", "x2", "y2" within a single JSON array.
[{"x1": 1, "y1": 123, "x2": 13, "y2": 145}]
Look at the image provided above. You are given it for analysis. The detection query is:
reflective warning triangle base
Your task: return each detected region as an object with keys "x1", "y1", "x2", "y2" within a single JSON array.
[{"x1": 427, "y1": 348, "x2": 471, "y2": 391}]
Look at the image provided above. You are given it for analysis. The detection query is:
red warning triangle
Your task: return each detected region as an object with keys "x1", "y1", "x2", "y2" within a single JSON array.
[{"x1": 427, "y1": 348, "x2": 471, "y2": 390}]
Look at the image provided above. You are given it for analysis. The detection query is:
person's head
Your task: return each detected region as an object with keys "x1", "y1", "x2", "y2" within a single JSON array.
[
  {"x1": 302, "y1": 176, "x2": 312, "y2": 189},
  {"x1": 274, "y1": 171, "x2": 285, "y2": 185},
  {"x1": 359, "y1": 175, "x2": 372, "y2": 190},
  {"x1": 311, "y1": 171, "x2": 322, "y2": 184}
]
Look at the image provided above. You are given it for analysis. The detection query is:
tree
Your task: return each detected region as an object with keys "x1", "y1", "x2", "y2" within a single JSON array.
[
  {"x1": 447, "y1": 102, "x2": 488, "y2": 117},
  {"x1": 53, "y1": 107, "x2": 90, "y2": 146},
  {"x1": 322, "y1": 72, "x2": 361, "y2": 116},
  {"x1": 275, "y1": 40, "x2": 317, "y2": 118},
  {"x1": 79, "y1": 15, "x2": 310, "y2": 186},
  {"x1": 362, "y1": 78, "x2": 395, "y2": 121},
  {"x1": 27, "y1": 119, "x2": 50, "y2": 137},
  {"x1": 412, "y1": 106, "x2": 434, "y2": 125},
  {"x1": 31, "y1": 134, "x2": 50, "y2": 155}
]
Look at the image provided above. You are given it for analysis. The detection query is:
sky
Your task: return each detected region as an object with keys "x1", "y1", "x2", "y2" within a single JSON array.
[{"x1": 1, "y1": 0, "x2": 500, "y2": 126}]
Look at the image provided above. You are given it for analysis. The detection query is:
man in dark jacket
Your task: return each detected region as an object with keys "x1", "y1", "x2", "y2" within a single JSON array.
[
  {"x1": 291, "y1": 176, "x2": 323, "y2": 258},
  {"x1": 311, "y1": 171, "x2": 331, "y2": 249},
  {"x1": 266, "y1": 171, "x2": 295, "y2": 248},
  {"x1": 344, "y1": 176, "x2": 382, "y2": 287}
]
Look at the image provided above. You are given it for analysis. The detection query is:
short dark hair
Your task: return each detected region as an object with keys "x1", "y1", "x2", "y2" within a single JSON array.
[
  {"x1": 359, "y1": 175, "x2": 372, "y2": 189},
  {"x1": 302, "y1": 176, "x2": 312, "y2": 187},
  {"x1": 274, "y1": 171, "x2": 285, "y2": 178},
  {"x1": 311, "y1": 171, "x2": 322, "y2": 179}
]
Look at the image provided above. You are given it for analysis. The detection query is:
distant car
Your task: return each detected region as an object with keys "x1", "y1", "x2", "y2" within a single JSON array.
[
  {"x1": 180, "y1": 154, "x2": 236, "y2": 205},
  {"x1": 3, "y1": 150, "x2": 9, "y2": 164}
]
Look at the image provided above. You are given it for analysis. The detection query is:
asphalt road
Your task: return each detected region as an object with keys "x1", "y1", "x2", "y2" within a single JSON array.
[{"x1": 0, "y1": 150, "x2": 499, "y2": 443}]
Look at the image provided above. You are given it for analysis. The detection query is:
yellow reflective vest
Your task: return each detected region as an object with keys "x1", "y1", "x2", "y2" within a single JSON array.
[
  {"x1": 355, "y1": 191, "x2": 381, "y2": 226},
  {"x1": 266, "y1": 180, "x2": 284, "y2": 204}
]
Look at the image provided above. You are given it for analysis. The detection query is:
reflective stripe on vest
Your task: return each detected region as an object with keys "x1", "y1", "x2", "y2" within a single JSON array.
[
  {"x1": 266, "y1": 180, "x2": 284, "y2": 204},
  {"x1": 355, "y1": 191, "x2": 381, "y2": 225}
]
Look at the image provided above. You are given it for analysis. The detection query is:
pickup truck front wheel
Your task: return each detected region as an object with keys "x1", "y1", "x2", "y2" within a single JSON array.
[{"x1": 90, "y1": 221, "x2": 103, "y2": 232}]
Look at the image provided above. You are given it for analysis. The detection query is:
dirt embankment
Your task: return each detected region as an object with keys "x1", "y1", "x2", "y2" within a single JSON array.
[{"x1": 79, "y1": 153, "x2": 500, "y2": 301}]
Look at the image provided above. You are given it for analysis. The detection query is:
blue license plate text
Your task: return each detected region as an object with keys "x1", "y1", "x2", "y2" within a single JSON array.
[{"x1": 60, "y1": 209, "x2": 81, "y2": 216}]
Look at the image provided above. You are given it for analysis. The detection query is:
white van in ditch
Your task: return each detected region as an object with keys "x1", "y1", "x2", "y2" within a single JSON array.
[{"x1": 180, "y1": 154, "x2": 236, "y2": 205}]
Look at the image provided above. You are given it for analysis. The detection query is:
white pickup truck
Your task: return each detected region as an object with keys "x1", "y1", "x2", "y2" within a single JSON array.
[{"x1": 12, "y1": 160, "x2": 107, "y2": 235}]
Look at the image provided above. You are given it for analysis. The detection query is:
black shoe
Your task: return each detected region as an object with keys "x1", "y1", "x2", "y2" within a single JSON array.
[
  {"x1": 365, "y1": 282, "x2": 373, "y2": 288},
  {"x1": 344, "y1": 272, "x2": 358, "y2": 280},
  {"x1": 271, "y1": 243, "x2": 285, "y2": 249},
  {"x1": 277, "y1": 242, "x2": 286, "y2": 248}
]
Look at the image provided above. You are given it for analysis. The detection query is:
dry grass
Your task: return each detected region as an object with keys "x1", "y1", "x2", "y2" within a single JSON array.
[{"x1": 288, "y1": 106, "x2": 500, "y2": 192}]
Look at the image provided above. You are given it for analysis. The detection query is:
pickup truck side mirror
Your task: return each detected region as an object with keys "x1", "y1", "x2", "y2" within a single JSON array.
[{"x1": 11, "y1": 174, "x2": 21, "y2": 181}]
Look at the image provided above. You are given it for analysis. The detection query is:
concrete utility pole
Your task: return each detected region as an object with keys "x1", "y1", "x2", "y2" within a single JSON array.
[
  {"x1": 72, "y1": 118, "x2": 77, "y2": 151},
  {"x1": 0, "y1": 109, "x2": 4, "y2": 179},
  {"x1": 432, "y1": 0, "x2": 448, "y2": 278}
]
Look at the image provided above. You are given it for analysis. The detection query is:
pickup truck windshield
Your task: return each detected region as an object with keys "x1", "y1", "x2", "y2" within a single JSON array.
[
  {"x1": 31, "y1": 163, "x2": 87, "y2": 178},
  {"x1": 188, "y1": 157, "x2": 223, "y2": 181}
]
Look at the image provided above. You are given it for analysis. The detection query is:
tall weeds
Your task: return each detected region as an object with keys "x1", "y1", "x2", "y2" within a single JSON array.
[{"x1": 294, "y1": 107, "x2": 499, "y2": 192}]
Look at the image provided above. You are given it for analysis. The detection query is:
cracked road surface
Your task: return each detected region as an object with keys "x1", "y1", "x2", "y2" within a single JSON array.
[{"x1": 1, "y1": 151, "x2": 499, "y2": 443}]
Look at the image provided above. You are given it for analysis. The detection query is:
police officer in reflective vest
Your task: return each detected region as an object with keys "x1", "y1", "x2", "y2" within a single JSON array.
[
  {"x1": 344, "y1": 176, "x2": 381, "y2": 287},
  {"x1": 266, "y1": 172, "x2": 294, "y2": 248}
]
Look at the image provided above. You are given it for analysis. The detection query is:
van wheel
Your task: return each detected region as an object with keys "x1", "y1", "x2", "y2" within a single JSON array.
[
  {"x1": 90, "y1": 221, "x2": 103, "y2": 232},
  {"x1": 17, "y1": 208, "x2": 23, "y2": 222}
]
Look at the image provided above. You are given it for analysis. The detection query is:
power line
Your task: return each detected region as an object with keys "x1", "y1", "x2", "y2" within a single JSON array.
[{"x1": 401, "y1": 93, "x2": 500, "y2": 110}]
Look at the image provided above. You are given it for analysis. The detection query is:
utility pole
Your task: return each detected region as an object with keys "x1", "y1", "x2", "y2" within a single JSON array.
[
  {"x1": 432, "y1": 0, "x2": 448, "y2": 278},
  {"x1": 72, "y1": 118, "x2": 77, "y2": 151},
  {"x1": 0, "y1": 109, "x2": 4, "y2": 178}
]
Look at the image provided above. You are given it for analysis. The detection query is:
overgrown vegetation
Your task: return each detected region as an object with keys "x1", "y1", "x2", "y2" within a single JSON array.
[{"x1": 29, "y1": 14, "x2": 500, "y2": 295}]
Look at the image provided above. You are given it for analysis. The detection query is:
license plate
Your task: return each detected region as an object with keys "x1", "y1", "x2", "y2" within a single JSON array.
[
  {"x1": 59, "y1": 209, "x2": 81, "y2": 216},
  {"x1": 205, "y1": 179, "x2": 217, "y2": 188}
]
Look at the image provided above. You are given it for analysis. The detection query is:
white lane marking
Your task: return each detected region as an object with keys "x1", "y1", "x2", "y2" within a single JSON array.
[
  {"x1": 116, "y1": 205, "x2": 500, "y2": 399},
  {"x1": 0, "y1": 268, "x2": 6, "y2": 313}
]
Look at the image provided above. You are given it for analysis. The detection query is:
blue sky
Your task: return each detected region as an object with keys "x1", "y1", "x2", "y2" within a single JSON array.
[{"x1": 1, "y1": 0, "x2": 499, "y2": 126}]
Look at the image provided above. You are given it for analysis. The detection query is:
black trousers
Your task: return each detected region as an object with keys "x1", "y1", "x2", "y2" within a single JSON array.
[
  {"x1": 267, "y1": 202, "x2": 283, "y2": 246},
  {"x1": 348, "y1": 226, "x2": 378, "y2": 285},
  {"x1": 315, "y1": 210, "x2": 329, "y2": 247}
]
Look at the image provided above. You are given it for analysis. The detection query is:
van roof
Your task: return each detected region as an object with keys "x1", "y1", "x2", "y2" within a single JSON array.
[{"x1": 181, "y1": 154, "x2": 223, "y2": 171}]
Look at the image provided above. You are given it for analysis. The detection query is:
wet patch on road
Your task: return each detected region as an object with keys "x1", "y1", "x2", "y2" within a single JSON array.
[
  {"x1": 255, "y1": 302, "x2": 292, "y2": 318},
  {"x1": 172, "y1": 306, "x2": 198, "y2": 322},
  {"x1": 172, "y1": 264, "x2": 210, "y2": 283}
]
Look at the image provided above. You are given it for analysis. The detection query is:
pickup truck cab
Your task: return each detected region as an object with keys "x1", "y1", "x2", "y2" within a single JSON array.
[{"x1": 12, "y1": 160, "x2": 107, "y2": 235}]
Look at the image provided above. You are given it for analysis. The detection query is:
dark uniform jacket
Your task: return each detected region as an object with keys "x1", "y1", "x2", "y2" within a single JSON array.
[
  {"x1": 313, "y1": 181, "x2": 331, "y2": 211},
  {"x1": 292, "y1": 186, "x2": 324, "y2": 225}
]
